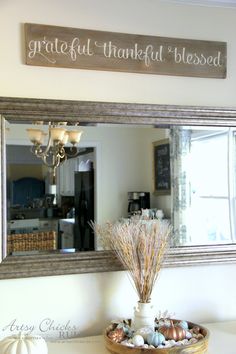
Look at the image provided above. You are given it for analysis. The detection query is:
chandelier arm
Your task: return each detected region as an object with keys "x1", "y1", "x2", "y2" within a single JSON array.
[
  {"x1": 42, "y1": 154, "x2": 55, "y2": 168},
  {"x1": 30, "y1": 143, "x2": 43, "y2": 158},
  {"x1": 65, "y1": 146, "x2": 79, "y2": 158},
  {"x1": 58, "y1": 145, "x2": 66, "y2": 159},
  {"x1": 42, "y1": 145, "x2": 61, "y2": 169},
  {"x1": 44, "y1": 121, "x2": 53, "y2": 156}
]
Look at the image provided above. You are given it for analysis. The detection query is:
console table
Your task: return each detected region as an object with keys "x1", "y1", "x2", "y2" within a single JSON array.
[{"x1": 47, "y1": 321, "x2": 236, "y2": 354}]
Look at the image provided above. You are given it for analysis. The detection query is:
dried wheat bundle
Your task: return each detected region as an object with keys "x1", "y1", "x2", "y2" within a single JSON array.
[{"x1": 92, "y1": 219, "x2": 172, "y2": 303}]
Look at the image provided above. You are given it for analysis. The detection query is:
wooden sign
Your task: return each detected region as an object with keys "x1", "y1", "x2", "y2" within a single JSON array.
[
  {"x1": 153, "y1": 140, "x2": 171, "y2": 195},
  {"x1": 25, "y1": 23, "x2": 227, "y2": 78}
]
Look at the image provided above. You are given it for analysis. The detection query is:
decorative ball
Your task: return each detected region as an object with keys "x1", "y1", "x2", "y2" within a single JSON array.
[
  {"x1": 159, "y1": 320, "x2": 187, "y2": 341},
  {"x1": 146, "y1": 331, "x2": 165, "y2": 347},
  {"x1": 0, "y1": 333, "x2": 48, "y2": 354},
  {"x1": 132, "y1": 334, "x2": 144, "y2": 347}
]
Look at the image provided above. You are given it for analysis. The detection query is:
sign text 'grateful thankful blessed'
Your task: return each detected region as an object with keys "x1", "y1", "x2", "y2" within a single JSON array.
[{"x1": 24, "y1": 23, "x2": 227, "y2": 79}]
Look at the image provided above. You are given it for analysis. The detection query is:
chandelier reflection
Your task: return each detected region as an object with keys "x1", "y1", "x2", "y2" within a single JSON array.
[{"x1": 27, "y1": 122, "x2": 83, "y2": 177}]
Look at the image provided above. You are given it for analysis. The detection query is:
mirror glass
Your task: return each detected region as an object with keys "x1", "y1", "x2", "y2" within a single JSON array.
[
  {"x1": 170, "y1": 126, "x2": 236, "y2": 246},
  {"x1": 5, "y1": 121, "x2": 236, "y2": 257}
]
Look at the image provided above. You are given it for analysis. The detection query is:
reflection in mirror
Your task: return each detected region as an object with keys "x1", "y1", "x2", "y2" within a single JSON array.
[
  {"x1": 6, "y1": 122, "x2": 169, "y2": 256},
  {"x1": 6, "y1": 122, "x2": 96, "y2": 255},
  {"x1": 171, "y1": 127, "x2": 236, "y2": 246},
  {"x1": 5, "y1": 121, "x2": 236, "y2": 258}
]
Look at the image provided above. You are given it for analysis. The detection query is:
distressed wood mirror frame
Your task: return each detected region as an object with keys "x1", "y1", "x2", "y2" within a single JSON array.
[{"x1": 1, "y1": 96, "x2": 236, "y2": 279}]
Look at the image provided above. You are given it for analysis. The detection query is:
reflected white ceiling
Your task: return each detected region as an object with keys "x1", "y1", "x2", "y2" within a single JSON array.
[{"x1": 163, "y1": 0, "x2": 236, "y2": 8}]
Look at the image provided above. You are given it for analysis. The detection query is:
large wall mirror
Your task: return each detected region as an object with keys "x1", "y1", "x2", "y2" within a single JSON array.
[{"x1": 1, "y1": 97, "x2": 236, "y2": 279}]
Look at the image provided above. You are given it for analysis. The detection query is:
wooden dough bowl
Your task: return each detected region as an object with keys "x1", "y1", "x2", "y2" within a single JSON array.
[{"x1": 104, "y1": 320, "x2": 209, "y2": 354}]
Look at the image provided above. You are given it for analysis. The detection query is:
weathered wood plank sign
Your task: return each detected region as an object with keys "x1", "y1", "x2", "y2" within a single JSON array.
[{"x1": 25, "y1": 23, "x2": 227, "y2": 78}]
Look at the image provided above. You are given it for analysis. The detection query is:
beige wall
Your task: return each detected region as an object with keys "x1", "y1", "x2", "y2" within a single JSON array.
[
  {"x1": 1, "y1": 0, "x2": 236, "y2": 107},
  {"x1": 1, "y1": 0, "x2": 236, "y2": 340},
  {"x1": 8, "y1": 165, "x2": 44, "y2": 181}
]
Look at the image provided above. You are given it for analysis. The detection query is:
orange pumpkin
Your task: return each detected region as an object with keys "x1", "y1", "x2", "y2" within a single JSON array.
[{"x1": 159, "y1": 320, "x2": 186, "y2": 341}]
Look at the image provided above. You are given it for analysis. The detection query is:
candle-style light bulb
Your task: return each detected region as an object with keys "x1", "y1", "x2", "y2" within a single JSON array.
[
  {"x1": 67, "y1": 130, "x2": 83, "y2": 145},
  {"x1": 27, "y1": 128, "x2": 44, "y2": 144}
]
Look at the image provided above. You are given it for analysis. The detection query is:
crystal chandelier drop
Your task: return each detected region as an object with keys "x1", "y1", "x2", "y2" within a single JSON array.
[{"x1": 27, "y1": 122, "x2": 83, "y2": 178}]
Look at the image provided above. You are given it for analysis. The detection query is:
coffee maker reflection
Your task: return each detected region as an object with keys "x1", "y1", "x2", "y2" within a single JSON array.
[{"x1": 128, "y1": 192, "x2": 150, "y2": 216}]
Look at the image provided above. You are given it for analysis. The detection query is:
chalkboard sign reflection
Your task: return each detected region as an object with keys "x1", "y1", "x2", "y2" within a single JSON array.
[{"x1": 153, "y1": 139, "x2": 171, "y2": 195}]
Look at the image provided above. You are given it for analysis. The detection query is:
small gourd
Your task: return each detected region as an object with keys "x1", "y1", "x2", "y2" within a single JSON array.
[
  {"x1": 147, "y1": 331, "x2": 165, "y2": 347},
  {"x1": 0, "y1": 333, "x2": 48, "y2": 354},
  {"x1": 179, "y1": 320, "x2": 189, "y2": 330},
  {"x1": 159, "y1": 320, "x2": 186, "y2": 341}
]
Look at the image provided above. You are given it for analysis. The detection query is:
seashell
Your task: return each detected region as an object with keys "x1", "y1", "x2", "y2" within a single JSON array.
[
  {"x1": 120, "y1": 340, "x2": 128, "y2": 346},
  {"x1": 169, "y1": 339, "x2": 176, "y2": 346},
  {"x1": 189, "y1": 337, "x2": 198, "y2": 344},
  {"x1": 167, "y1": 341, "x2": 175, "y2": 347},
  {"x1": 142, "y1": 344, "x2": 149, "y2": 348},
  {"x1": 186, "y1": 331, "x2": 192, "y2": 339},
  {"x1": 121, "y1": 340, "x2": 134, "y2": 347},
  {"x1": 178, "y1": 340, "x2": 185, "y2": 345},
  {"x1": 175, "y1": 341, "x2": 183, "y2": 346},
  {"x1": 163, "y1": 342, "x2": 171, "y2": 348},
  {"x1": 132, "y1": 334, "x2": 144, "y2": 347},
  {"x1": 182, "y1": 339, "x2": 189, "y2": 345},
  {"x1": 126, "y1": 342, "x2": 135, "y2": 347},
  {"x1": 158, "y1": 344, "x2": 164, "y2": 348}
]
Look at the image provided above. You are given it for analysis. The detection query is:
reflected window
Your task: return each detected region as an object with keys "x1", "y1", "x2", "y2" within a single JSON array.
[{"x1": 172, "y1": 127, "x2": 236, "y2": 246}]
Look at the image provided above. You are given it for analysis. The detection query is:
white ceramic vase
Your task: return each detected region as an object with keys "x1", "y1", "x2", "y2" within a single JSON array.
[{"x1": 133, "y1": 301, "x2": 155, "y2": 330}]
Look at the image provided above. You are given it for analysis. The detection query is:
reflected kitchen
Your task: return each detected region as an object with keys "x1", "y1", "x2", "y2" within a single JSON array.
[
  {"x1": 7, "y1": 143, "x2": 95, "y2": 254},
  {"x1": 6, "y1": 122, "x2": 169, "y2": 255}
]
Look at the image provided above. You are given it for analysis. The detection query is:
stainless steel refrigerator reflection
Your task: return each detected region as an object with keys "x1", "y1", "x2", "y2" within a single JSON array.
[{"x1": 74, "y1": 170, "x2": 94, "y2": 251}]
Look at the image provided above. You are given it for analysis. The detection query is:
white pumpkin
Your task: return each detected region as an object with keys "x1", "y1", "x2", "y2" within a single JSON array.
[{"x1": 0, "y1": 333, "x2": 48, "y2": 354}]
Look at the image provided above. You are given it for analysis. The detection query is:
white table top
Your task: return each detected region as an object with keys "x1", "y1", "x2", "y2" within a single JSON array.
[{"x1": 47, "y1": 321, "x2": 236, "y2": 354}]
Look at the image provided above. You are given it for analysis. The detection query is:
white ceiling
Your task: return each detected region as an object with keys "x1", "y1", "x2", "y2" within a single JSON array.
[{"x1": 163, "y1": 0, "x2": 236, "y2": 8}]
